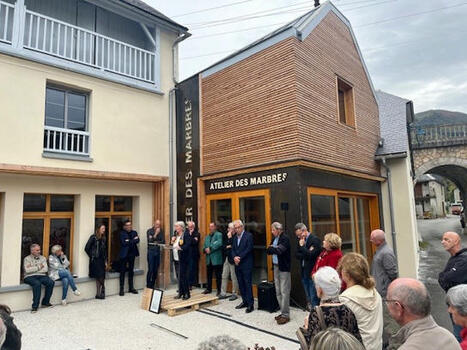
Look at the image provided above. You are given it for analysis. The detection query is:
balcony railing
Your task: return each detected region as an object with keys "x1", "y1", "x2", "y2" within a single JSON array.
[
  {"x1": 44, "y1": 126, "x2": 90, "y2": 157},
  {"x1": 410, "y1": 124, "x2": 467, "y2": 149},
  {"x1": 0, "y1": 0, "x2": 157, "y2": 84},
  {"x1": 0, "y1": 1, "x2": 14, "y2": 44}
]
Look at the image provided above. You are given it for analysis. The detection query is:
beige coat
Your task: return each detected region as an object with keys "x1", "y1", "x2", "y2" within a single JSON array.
[
  {"x1": 393, "y1": 315, "x2": 460, "y2": 350},
  {"x1": 340, "y1": 284, "x2": 383, "y2": 350},
  {"x1": 23, "y1": 254, "x2": 48, "y2": 278}
]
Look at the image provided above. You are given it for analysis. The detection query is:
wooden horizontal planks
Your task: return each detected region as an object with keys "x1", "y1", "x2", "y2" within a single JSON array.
[
  {"x1": 200, "y1": 11, "x2": 380, "y2": 177},
  {"x1": 161, "y1": 292, "x2": 219, "y2": 317}
]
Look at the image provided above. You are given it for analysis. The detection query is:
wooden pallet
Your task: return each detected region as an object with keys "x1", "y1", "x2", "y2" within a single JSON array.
[{"x1": 161, "y1": 292, "x2": 219, "y2": 317}]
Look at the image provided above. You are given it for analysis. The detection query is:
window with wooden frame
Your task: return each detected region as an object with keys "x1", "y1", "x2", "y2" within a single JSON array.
[
  {"x1": 95, "y1": 195, "x2": 133, "y2": 270},
  {"x1": 307, "y1": 187, "x2": 379, "y2": 262},
  {"x1": 336, "y1": 76, "x2": 356, "y2": 127},
  {"x1": 21, "y1": 194, "x2": 74, "y2": 279}
]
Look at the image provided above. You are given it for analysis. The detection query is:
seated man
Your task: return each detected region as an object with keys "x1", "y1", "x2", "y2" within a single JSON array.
[
  {"x1": 387, "y1": 278, "x2": 459, "y2": 350},
  {"x1": 23, "y1": 244, "x2": 55, "y2": 313}
]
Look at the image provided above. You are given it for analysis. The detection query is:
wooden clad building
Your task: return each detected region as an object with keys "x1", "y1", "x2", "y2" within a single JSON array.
[{"x1": 176, "y1": 1, "x2": 385, "y2": 304}]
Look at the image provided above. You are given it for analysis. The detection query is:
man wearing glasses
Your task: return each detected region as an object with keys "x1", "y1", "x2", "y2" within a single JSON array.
[
  {"x1": 385, "y1": 278, "x2": 459, "y2": 350},
  {"x1": 232, "y1": 219, "x2": 254, "y2": 313}
]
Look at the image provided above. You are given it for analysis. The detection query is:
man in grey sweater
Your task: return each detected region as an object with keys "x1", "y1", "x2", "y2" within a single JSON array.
[
  {"x1": 370, "y1": 229, "x2": 399, "y2": 349},
  {"x1": 23, "y1": 244, "x2": 55, "y2": 313}
]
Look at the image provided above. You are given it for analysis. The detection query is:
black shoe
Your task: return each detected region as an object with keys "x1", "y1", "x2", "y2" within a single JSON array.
[
  {"x1": 245, "y1": 305, "x2": 254, "y2": 313},
  {"x1": 129, "y1": 289, "x2": 138, "y2": 294},
  {"x1": 218, "y1": 294, "x2": 229, "y2": 300},
  {"x1": 174, "y1": 294, "x2": 182, "y2": 299},
  {"x1": 202, "y1": 290, "x2": 211, "y2": 294},
  {"x1": 119, "y1": 289, "x2": 124, "y2": 296},
  {"x1": 235, "y1": 302, "x2": 247, "y2": 309},
  {"x1": 41, "y1": 303, "x2": 53, "y2": 308},
  {"x1": 182, "y1": 294, "x2": 190, "y2": 300},
  {"x1": 229, "y1": 295, "x2": 238, "y2": 301},
  {"x1": 31, "y1": 307, "x2": 38, "y2": 314}
]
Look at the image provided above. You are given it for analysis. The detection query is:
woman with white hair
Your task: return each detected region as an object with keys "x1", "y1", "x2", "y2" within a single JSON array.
[
  {"x1": 297, "y1": 266, "x2": 362, "y2": 350},
  {"x1": 446, "y1": 284, "x2": 467, "y2": 349},
  {"x1": 48, "y1": 245, "x2": 80, "y2": 305}
]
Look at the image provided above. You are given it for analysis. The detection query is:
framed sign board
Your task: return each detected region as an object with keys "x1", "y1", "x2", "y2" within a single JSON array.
[{"x1": 149, "y1": 289, "x2": 164, "y2": 314}]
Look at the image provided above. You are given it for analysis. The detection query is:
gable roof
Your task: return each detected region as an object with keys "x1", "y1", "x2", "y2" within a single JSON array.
[
  {"x1": 119, "y1": 0, "x2": 188, "y2": 32},
  {"x1": 375, "y1": 90, "x2": 412, "y2": 157},
  {"x1": 197, "y1": 0, "x2": 376, "y2": 101}
]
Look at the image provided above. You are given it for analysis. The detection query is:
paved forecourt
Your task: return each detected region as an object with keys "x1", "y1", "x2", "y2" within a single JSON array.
[{"x1": 13, "y1": 288, "x2": 305, "y2": 350}]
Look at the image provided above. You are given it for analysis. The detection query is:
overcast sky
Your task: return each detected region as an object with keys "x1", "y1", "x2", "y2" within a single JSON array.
[{"x1": 150, "y1": 0, "x2": 467, "y2": 114}]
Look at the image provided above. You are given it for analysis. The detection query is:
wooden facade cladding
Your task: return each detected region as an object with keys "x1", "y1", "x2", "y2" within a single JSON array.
[
  {"x1": 200, "y1": 37, "x2": 299, "y2": 175},
  {"x1": 200, "y1": 11, "x2": 380, "y2": 177},
  {"x1": 295, "y1": 12, "x2": 380, "y2": 176}
]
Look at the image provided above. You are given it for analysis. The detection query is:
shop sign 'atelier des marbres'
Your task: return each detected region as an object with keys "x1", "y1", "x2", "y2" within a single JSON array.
[{"x1": 208, "y1": 172, "x2": 289, "y2": 191}]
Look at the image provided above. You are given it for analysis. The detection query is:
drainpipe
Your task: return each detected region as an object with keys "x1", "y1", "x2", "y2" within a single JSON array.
[
  {"x1": 168, "y1": 32, "x2": 191, "y2": 235},
  {"x1": 380, "y1": 157, "x2": 398, "y2": 262}
]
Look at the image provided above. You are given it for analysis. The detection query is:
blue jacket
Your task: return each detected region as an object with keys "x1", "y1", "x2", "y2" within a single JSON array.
[
  {"x1": 119, "y1": 230, "x2": 140, "y2": 258},
  {"x1": 232, "y1": 231, "x2": 254, "y2": 270}
]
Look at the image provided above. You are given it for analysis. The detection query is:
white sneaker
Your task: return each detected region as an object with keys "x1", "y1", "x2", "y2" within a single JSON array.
[
  {"x1": 61, "y1": 299, "x2": 67, "y2": 306},
  {"x1": 73, "y1": 290, "x2": 81, "y2": 296}
]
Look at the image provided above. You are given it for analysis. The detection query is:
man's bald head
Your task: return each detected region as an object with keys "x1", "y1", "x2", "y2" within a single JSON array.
[
  {"x1": 441, "y1": 231, "x2": 461, "y2": 256},
  {"x1": 370, "y1": 229, "x2": 386, "y2": 247},
  {"x1": 387, "y1": 278, "x2": 431, "y2": 322}
]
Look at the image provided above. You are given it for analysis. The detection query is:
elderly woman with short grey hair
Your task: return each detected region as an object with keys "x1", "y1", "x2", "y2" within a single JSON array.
[
  {"x1": 296, "y1": 267, "x2": 362, "y2": 350},
  {"x1": 447, "y1": 284, "x2": 467, "y2": 349},
  {"x1": 48, "y1": 245, "x2": 80, "y2": 305}
]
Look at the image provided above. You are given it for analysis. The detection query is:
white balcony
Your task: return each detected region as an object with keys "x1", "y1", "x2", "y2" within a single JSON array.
[
  {"x1": 0, "y1": 0, "x2": 160, "y2": 88},
  {"x1": 44, "y1": 126, "x2": 90, "y2": 157}
]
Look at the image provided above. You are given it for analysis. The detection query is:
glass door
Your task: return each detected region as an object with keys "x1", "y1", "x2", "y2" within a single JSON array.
[
  {"x1": 239, "y1": 195, "x2": 268, "y2": 284},
  {"x1": 206, "y1": 189, "x2": 272, "y2": 289}
]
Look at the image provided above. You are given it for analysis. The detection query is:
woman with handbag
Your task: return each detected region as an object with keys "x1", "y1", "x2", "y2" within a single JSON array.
[
  {"x1": 297, "y1": 266, "x2": 362, "y2": 350},
  {"x1": 85, "y1": 224, "x2": 108, "y2": 299}
]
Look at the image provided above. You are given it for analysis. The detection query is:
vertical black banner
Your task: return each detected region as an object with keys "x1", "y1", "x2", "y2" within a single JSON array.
[{"x1": 176, "y1": 75, "x2": 200, "y2": 225}]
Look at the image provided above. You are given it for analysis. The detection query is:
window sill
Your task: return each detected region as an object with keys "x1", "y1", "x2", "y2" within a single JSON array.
[
  {"x1": 42, "y1": 152, "x2": 93, "y2": 162},
  {"x1": 0, "y1": 269, "x2": 144, "y2": 293}
]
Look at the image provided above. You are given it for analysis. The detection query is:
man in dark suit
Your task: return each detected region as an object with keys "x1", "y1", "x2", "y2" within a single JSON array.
[
  {"x1": 232, "y1": 219, "x2": 254, "y2": 313},
  {"x1": 187, "y1": 221, "x2": 200, "y2": 288},
  {"x1": 294, "y1": 222, "x2": 322, "y2": 310},
  {"x1": 119, "y1": 220, "x2": 140, "y2": 296}
]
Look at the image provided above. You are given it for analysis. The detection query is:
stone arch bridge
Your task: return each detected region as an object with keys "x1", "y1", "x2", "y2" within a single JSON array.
[{"x1": 411, "y1": 124, "x2": 467, "y2": 222}]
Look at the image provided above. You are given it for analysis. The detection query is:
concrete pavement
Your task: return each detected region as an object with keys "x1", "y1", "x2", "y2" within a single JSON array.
[
  {"x1": 12, "y1": 289, "x2": 305, "y2": 350},
  {"x1": 417, "y1": 215, "x2": 466, "y2": 330}
]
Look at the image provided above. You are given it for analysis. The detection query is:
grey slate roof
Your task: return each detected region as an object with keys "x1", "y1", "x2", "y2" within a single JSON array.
[
  {"x1": 376, "y1": 90, "x2": 411, "y2": 156},
  {"x1": 119, "y1": 0, "x2": 188, "y2": 32}
]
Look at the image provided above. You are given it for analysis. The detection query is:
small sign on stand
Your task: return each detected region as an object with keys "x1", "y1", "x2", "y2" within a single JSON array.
[{"x1": 149, "y1": 289, "x2": 164, "y2": 314}]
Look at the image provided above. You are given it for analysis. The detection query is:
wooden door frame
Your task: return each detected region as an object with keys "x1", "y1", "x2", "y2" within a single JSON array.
[
  {"x1": 205, "y1": 189, "x2": 273, "y2": 284},
  {"x1": 307, "y1": 187, "x2": 380, "y2": 261}
]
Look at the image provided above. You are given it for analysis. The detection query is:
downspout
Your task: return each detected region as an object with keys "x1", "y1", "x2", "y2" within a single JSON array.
[
  {"x1": 380, "y1": 157, "x2": 398, "y2": 262},
  {"x1": 169, "y1": 32, "x2": 191, "y2": 235}
]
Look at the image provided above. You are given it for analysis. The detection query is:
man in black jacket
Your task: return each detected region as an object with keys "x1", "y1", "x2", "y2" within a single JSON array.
[
  {"x1": 146, "y1": 219, "x2": 165, "y2": 289},
  {"x1": 266, "y1": 221, "x2": 291, "y2": 325},
  {"x1": 219, "y1": 222, "x2": 239, "y2": 301},
  {"x1": 294, "y1": 222, "x2": 322, "y2": 310},
  {"x1": 438, "y1": 231, "x2": 467, "y2": 341},
  {"x1": 187, "y1": 221, "x2": 200, "y2": 288}
]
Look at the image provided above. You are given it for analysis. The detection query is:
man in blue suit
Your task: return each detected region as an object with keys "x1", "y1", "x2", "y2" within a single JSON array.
[
  {"x1": 119, "y1": 220, "x2": 140, "y2": 296},
  {"x1": 232, "y1": 219, "x2": 254, "y2": 313}
]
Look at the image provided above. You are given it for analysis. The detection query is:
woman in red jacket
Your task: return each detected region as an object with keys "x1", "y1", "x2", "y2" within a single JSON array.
[{"x1": 311, "y1": 233, "x2": 343, "y2": 277}]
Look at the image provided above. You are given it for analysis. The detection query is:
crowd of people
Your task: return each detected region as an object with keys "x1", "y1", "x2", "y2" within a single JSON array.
[{"x1": 4, "y1": 215, "x2": 465, "y2": 350}]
